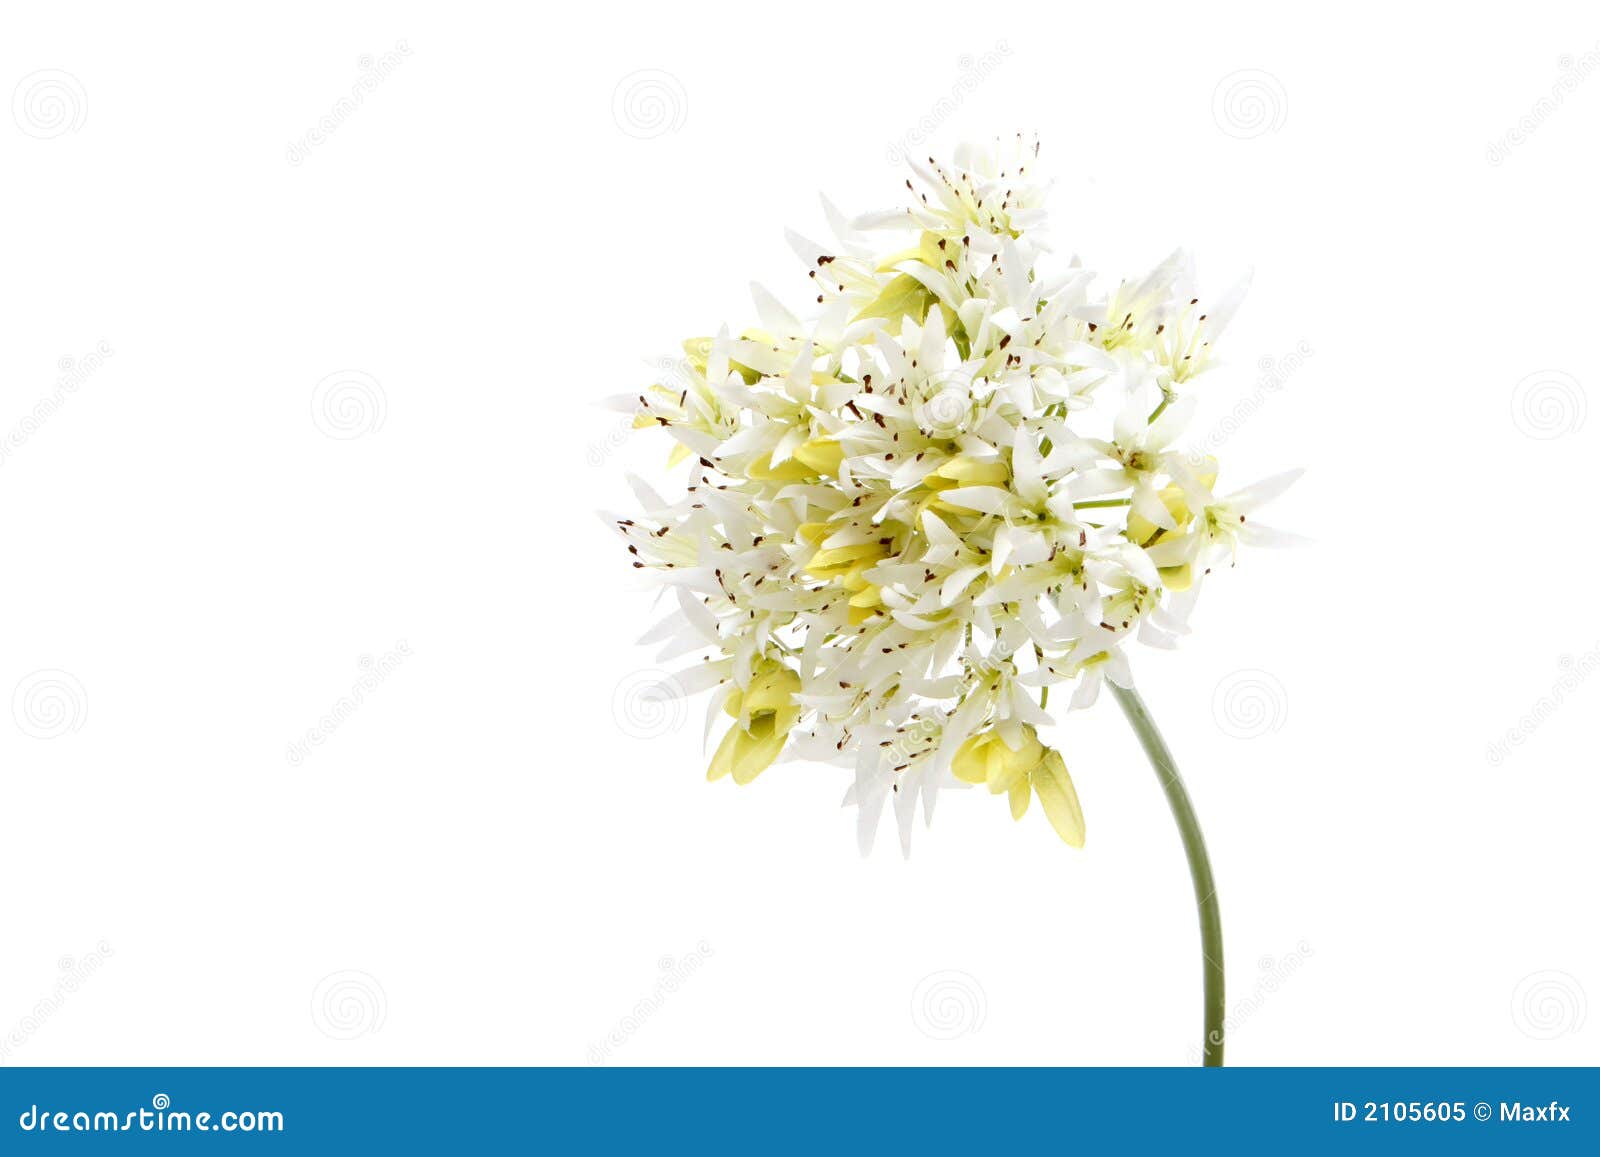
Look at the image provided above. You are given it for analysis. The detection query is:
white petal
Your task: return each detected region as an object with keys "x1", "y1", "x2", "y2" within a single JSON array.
[
  {"x1": 1226, "y1": 468, "x2": 1305, "y2": 513},
  {"x1": 1238, "y1": 522, "x2": 1310, "y2": 548},
  {"x1": 939, "y1": 486, "x2": 1015, "y2": 517},
  {"x1": 750, "y1": 282, "x2": 800, "y2": 335},
  {"x1": 1145, "y1": 393, "x2": 1197, "y2": 450}
]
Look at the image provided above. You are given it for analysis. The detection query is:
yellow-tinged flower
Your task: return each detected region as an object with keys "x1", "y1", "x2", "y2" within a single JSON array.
[
  {"x1": 952, "y1": 726, "x2": 1042, "y2": 791},
  {"x1": 799, "y1": 521, "x2": 908, "y2": 624},
  {"x1": 708, "y1": 663, "x2": 802, "y2": 785},
  {"x1": 952, "y1": 725, "x2": 1085, "y2": 847},
  {"x1": 1125, "y1": 470, "x2": 1214, "y2": 592}
]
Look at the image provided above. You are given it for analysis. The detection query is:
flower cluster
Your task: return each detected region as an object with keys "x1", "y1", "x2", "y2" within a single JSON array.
[{"x1": 610, "y1": 138, "x2": 1298, "y2": 855}]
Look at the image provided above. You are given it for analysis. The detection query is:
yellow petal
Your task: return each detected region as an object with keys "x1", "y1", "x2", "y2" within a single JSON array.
[
  {"x1": 1159, "y1": 563, "x2": 1193, "y2": 592},
  {"x1": 1033, "y1": 750, "x2": 1086, "y2": 848},
  {"x1": 934, "y1": 456, "x2": 1009, "y2": 485},
  {"x1": 681, "y1": 337, "x2": 712, "y2": 370},
  {"x1": 952, "y1": 734, "x2": 989, "y2": 785},
  {"x1": 707, "y1": 713, "x2": 790, "y2": 785},
  {"x1": 984, "y1": 739, "x2": 1008, "y2": 789},
  {"x1": 743, "y1": 665, "x2": 800, "y2": 716},
  {"x1": 746, "y1": 456, "x2": 820, "y2": 482},
  {"x1": 811, "y1": 542, "x2": 885, "y2": 567},
  {"x1": 792, "y1": 438, "x2": 844, "y2": 476},
  {"x1": 707, "y1": 722, "x2": 743, "y2": 781},
  {"x1": 1009, "y1": 776, "x2": 1031, "y2": 820},
  {"x1": 847, "y1": 585, "x2": 882, "y2": 609},
  {"x1": 856, "y1": 272, "x2": 939, "y2": 330},
  {"x1": 986, "y1": 726, "x2": 1043, "y2": 794},
  {"x1": 730, "y1": 714, "x2": 788, "y2": 785},
  {"x1": 806, "y1": 542, "x2": 886, "y2": 577},
  {"x1": 872, "y1": 233, "x2": 943, "y2": 273},
  {"x1": 847, "y1": 584, "x2": 884, "y2": 622},
  {"x1": 1127, "y1": 484, "x2": 1193, "y2": 546}
]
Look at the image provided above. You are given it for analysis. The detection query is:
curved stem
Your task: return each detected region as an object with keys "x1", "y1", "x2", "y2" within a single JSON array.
[{"x1": 1110, "y1": 683, "x2": 1225, "y2": 1066}]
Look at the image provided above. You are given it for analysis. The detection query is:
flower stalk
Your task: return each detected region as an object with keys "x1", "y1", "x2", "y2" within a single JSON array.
[{"x1": 1110, "y1": 683, "x2": 1225, "y2": 1066}]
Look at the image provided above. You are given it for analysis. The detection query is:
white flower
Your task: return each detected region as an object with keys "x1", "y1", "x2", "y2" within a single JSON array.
[
  {"x1": 1148, "y1": 467, "x2": 1307, "y2": 575},
  {"x1": 611, "y1": 138, "x2": 1298, "y2": 855}
]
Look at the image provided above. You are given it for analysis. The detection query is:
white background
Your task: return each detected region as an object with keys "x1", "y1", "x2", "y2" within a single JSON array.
[{"x1": 3, "y1": 1, "x2": 1596, "y2": 1067}]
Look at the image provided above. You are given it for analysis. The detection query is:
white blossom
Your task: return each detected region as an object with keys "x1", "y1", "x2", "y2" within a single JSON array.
[{"x1": 611, "y1": 137, "x2": 1298, "y2": 855}]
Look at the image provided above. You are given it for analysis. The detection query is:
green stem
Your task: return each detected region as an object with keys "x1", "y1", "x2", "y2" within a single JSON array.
[
  {"x1": 1110, "y1": 683, "x2": 1225, "y2": 1067},
  {"x1": 1072, "y1": 498, "x2": 1132, "y2": 510}
]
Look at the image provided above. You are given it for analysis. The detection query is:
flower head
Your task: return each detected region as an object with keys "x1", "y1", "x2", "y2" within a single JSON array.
[{"x1": 610, "y1": 138, "x2": 1298, "y2": 855}]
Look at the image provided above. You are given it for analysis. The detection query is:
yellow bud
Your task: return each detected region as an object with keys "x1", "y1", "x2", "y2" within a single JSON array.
[
  {"x1": 806, "y1": 542, "x2": 887, "y2": 579},
  {"x1": 1159, "y1": 563, "x2": 1194, "y2": 592},
  {"x1": 792, "y1": 438, "x2": 844, "y2": 476},
  {"x1": 708, "y1": 663, "x2": 801, "y2": 786},
  {"x1": 1032, "y1": 749, "x2": 1086, "y2": 848},
  {"x1": 1126, "y1": 484, "x2": 1193, "y2": 546},
  {"x1": 934, "y1": 456, "x2": 1009, "y2": 485}
]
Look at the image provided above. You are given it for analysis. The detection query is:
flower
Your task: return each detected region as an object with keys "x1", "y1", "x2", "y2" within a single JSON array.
[
  {"x1": 952, "y1": 724, "x2": 1085, "y2": 847},
  {"x1": 708, "y1": 660, "x2": 802, "y2": 784},
  {"x1": 609, "y1": 137, "x2": 1298, "y2": 855}
]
